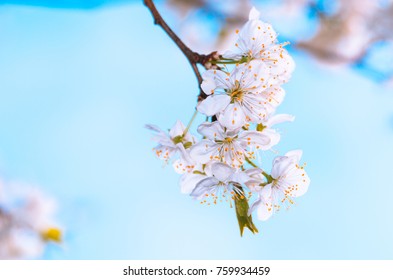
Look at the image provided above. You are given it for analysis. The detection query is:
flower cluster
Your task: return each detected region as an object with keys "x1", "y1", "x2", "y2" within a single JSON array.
[
  {"x1": 0, "y1": 180, "x2": 62, "y2": 259},
  {"x1": 147, "y1": 7, "x2": 310, "y2": 235}
]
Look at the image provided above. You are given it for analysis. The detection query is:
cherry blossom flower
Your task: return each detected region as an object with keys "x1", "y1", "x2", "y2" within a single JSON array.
[
  {"x1": 198, "y1": 61, "x2": 286, "y2": 129},
  {"x1": 199, "y1": 61, "x2": 269, "y2": 125},
  {"x1": 0, "y1": 181, "x2": 61, "y2": 259},
  {"x1": 223, "y1": 7, "x2": 295, "y2": 85},
  {"x1": 188, "y1": 162, "x2": 250, "y2": 205},
  {"x1": 190, "y1": 121, "x2": 279, "y2": 168},
  {"x1": 248, "y1": 150, "x2": 310, "y2": 221},
  {"x1": 146, "y1": 120, "x2": 196, "y2": 162},
  {"x1": 172, "y1": 144, "x2": 199, "y2": 174},
  {"x1": 256, "y1": 113, "x2": 295, "y2": 141}
]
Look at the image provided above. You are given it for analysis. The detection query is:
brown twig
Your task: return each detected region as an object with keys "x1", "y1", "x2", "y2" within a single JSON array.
[{"x1": 144, "y1": 0, "x2": 216, "y2": 101}]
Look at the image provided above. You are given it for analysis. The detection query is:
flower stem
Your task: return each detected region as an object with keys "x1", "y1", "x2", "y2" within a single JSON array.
[
  {"x1": 262, "y1": 171, "x2": 274, "y2": 183},
  {"x1": 211, "y1": 60, "x2": 239, "y2": 65},
  {"x1": 245, "y1": 157, "x2": 273, "y2": 183},
  {"x1": 183, "y1": 110, "x2": 198, "y2": 136},
  {"x1": 211, "y1": 56, "x2": 249, "y2": 65},
  {"x1": 244, "y1": 156, "x2": 258, "y2": 168}
]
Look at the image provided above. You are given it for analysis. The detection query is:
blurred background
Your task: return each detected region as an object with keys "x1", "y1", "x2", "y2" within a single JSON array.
[{"x1": 0, "y1": 0, "x2": 392, "y2": 259}]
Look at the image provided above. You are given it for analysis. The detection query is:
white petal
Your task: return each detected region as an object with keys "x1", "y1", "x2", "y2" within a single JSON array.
[
  {"x1": 260, "y1": 86, "x2": 286, "y2": 110},
  {"x1": 285, "y1": 150, "x2": 303, "y2": 162},
  {"x1": 256, "y1": 200, "x2": 273, "y2": 221},
  {"x1": 197, "y1": 94, "x2": 231, "y2": 116},
  {"x1": 264, "y1": 114, "x2": 295, "y2": 128},
  {"x1": 262, "y1": 48, "x2": 295, "y2": 85},
  {"x1": 234, "y1": 60, "x2": 269, "y2": 90},
  {"x1": 151, "y1": 133, "x2": 173, "y2": 147},
  {"x1": 231, "y1": 62, "x2": 250, "y2": 82},
  {"x1": 274, "y1": 50, "x2": 295, "y2": 84},
  {"x1": 153, "y1": 145, "x2": 177, "y2": 161},
  {"x1": 179, "y1": 173, "x2": 206, "y2": 194},
  {"x1": 222, "y1": 49, "x2": 242, "y2": 60},
  {"x1": 183, "y1": 130, "x2": 197, "y2": 144},
  {"x1": 169, "y1": 120, "x2": 186, "y2": 138},
  {"x1": 245, "y1": 168, "x2": 264, "y2": 177},
  {"x1": 146, "y1": 124, "x2": 174, "y2": 147},
  {"x1": 204, "y1": 69, "x2": 233, "y2": 89},
  {"x1": 257, "y1": 128, "x2": 281, "y2": 150},
  {"x1": 197, "y1": 121, "x2": 225, "y2": 140},
  {"x1": 260, "y1": 183, "x2": 272, "y2": 200},
  {"x1": 177, "y1": 143, "x2": 193, "y2": 160},
  {"x1": 203, "y1": 161, "x2": 215, "y2": 177},
  {"x1": 271, "y1": 155, "x2": 293, "y2": 179},
  {"x1": 189, "y1": 140, "x2": 219, "y2": 164},
  {"x1": 249, "y1": 7, "x2": 261, "y2": 20},
  {"x1": 172, "y1": 144, "x2": 195, "y2": 174},
  {"x1": 201, "y1": 77, "x2": 215, "y2": 96},
  {"x1": 190, "y1": 177, "x2": 219, "y2": 199},
  {"x1": 239, "y1": 21, "x2": 277, "y2": 57},
  {"x1": 173, "y1": 159, "x2": 187, "y2": 174},
  {"x1": 145, "y1": 124, "x2": 162, "y2": 133},
  {"x1": 210, "y1": 162, "x2": 235, "y2": 182},
  {"x1": 240, "y1": 93, "x2": 270, "y2": 122},
  {"x1": 245, "y1": 179, "x2": 263, "y2": 192},
  {"x1": 239, "y1": 130, "x2": 273, "y2": 150},
  {"x1": 248, "y1": 199, "x2": 261, "y2": 216},
  {"x1": 230, "y1": 171, "x2": 252, "y2": 185},
  {"x1": 218, "y1": 103, "x2": 246, "y2": 130},
  {"x1": 220, "y1": 141, "x2": 246, "y2": 168},
  {"x1": 291, "y1": 172, "x2": 310, "y2": 197}
]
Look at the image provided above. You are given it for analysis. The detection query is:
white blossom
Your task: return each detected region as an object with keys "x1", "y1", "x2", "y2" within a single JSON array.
[
  {"x1": 188, "y1": 162, "x2": 250, "y2": 204},
  {"x1": 146, "y1": 120, "x2": 196, "y2": 162},
  {"x1": 198, "y1": 61, "x2": 285, "y2": 129},
  {"x1": 172, "y1": 144, "x2": 202, "y2": 174},
  {"x1": 248, "y1": 150, "x2": 310, "y2": 221},
  {"x1": 190, "y1": 121, "x2": 279, "y2": 168},
  {"x1": 0, "y1": 181, "x2": 61, "y2": 259},
  {"x1": 257, "y1": 113, "x2": 295, "y2": 142},
  {"x1": 223, "y1": 7, "x2": 295, "y2": 85}
]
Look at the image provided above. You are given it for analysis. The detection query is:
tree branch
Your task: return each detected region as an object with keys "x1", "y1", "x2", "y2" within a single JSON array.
[{"x1": 144, "y1": 0, "x2": 212, "y2": 101}]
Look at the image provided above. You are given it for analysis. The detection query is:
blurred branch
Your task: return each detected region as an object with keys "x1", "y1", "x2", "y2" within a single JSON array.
[
  {"x1": 165, "y1": 0, "x2": 393, "y2": 84},
  {"x1": 297, "y1": 0, "x2": 393, "y2": 82}
]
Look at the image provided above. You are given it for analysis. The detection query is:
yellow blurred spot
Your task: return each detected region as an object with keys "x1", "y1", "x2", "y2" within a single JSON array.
[{"x1": 41, "y1": 227, "x2": 62, "y2": 243}]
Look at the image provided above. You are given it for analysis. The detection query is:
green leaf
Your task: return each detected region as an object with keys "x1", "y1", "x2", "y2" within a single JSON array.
[{"x1": 234, "y1": 187, "x2": 259, "y2": 236}]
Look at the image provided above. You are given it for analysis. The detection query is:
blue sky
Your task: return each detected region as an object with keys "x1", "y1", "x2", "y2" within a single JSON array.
[
  {"x1": 0, "y1": 2, "x2": 393, "y2": 259},
  {"x1": 0, "y1": 0, "x2": 130, "y2": 9}
]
